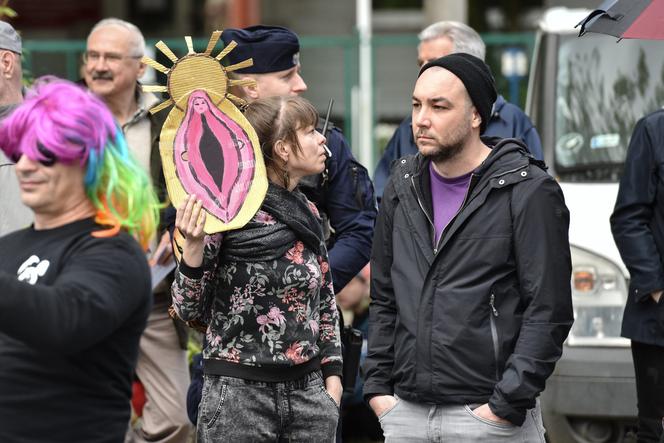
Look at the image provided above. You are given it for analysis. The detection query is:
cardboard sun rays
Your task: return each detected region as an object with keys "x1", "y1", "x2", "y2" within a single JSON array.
[{"x1": 142, "y1": 31, "x2": 268, "y2": 235}]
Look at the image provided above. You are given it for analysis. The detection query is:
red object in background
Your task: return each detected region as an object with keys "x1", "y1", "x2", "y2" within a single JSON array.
[
  {"x1": 578, "y1": 0, "x2": 664, "y2": 41},
  {"x1": 11, "y1": 0, "x2": 101, "y2": 29},
  {"x1": 623, "y1": 0, "x2": 664, "y2": 39},
  {"x1": 226, "y1": 0, "x2": 261, "y2": 28},
  {"x1": 131, "y1": 380, "x2": 146, "y2": 418}
]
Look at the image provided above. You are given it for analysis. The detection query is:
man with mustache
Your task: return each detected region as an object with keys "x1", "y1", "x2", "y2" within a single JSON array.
[
  {"x1": 363, "y1": 53, "x2": 573, "y2": 442},
  {"x1": 0, "y1": 20, "x2": 31, "y2": 235},
  {"x1": 83, "y1": 18, "x2": 191, "y2": 443}
]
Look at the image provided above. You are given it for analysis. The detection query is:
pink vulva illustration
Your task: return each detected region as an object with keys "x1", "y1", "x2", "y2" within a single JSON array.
[{"x1": 174, "y1": 90, "x2": 255, "y2": 223}]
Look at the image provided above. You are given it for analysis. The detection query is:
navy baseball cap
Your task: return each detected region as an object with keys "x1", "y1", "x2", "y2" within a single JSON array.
[{"x1": 221, "y1": 25, "x2": 300, "y2": 74}]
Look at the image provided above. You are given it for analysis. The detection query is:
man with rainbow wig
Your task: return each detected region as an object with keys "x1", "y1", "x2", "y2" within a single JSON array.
[{"x1": 0, "y1": 78, "x2": 159, "y2": 442}]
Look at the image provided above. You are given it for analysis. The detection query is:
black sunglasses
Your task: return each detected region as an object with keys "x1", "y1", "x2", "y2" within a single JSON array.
[{"x1": 9, "y1": 143, "x2": 56, "y2": 167}]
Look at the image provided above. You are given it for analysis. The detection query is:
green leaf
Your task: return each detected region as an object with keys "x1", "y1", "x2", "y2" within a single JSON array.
[{"x1": 0, "y1": 8, "x2": 17, "y2": 18}]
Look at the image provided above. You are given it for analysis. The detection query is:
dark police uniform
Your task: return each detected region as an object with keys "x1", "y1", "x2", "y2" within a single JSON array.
[{"x1": 300, "y1": 124, "x2": 376, "y2": 293}]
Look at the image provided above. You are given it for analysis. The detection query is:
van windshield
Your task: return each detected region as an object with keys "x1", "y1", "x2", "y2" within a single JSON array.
[{"x1": 555, "y1": 35, "x2": 664, "y2": 181}]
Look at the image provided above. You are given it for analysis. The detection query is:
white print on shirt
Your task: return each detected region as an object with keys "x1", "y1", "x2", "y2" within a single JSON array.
[{"x1": 17, "y1": 255, "x2": 50, "y2": 285}]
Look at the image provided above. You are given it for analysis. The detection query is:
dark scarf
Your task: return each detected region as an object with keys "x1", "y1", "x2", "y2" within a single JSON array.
[{"x1": 220, "y1": 183, "x2": 326, "y2": 262}]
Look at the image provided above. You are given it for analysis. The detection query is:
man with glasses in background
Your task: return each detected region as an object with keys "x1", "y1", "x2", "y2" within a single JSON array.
[{"x1": 83, "y1": 18, "x2": 191, "y2": 443}]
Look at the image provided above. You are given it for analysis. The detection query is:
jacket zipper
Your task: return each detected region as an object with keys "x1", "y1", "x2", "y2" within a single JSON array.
[
  {"x1": 410, "y1": 174, "x2": 476, "y2": 254},
  {"x1": 411, "y1": 175, "x2": 436, "y2": 242},
  {"x1": 489, "y1": 293, "x2": 501, "y2": 381}
]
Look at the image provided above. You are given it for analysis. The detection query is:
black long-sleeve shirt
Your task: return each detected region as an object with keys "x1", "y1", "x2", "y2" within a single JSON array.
[{"x1": 0, "y1": 218, "x2": 152, "y2": 443}]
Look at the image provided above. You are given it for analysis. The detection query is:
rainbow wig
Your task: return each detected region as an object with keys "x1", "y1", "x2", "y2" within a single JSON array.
[{"x1": 0, "y1": 77, "x2": 160, "y2": 249}]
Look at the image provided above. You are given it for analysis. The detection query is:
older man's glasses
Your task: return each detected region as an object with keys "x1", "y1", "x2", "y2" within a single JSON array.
[{"x1": 82, "y1": 51, "x2": 142, "y2": 66}]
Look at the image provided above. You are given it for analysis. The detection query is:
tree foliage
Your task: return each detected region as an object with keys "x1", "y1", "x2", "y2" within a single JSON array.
[{"x1": 0, "y1": 0, "x2": 16, "y2": 19}]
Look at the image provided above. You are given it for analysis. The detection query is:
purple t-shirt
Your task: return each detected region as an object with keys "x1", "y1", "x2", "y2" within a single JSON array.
[{"x1": 429, "y1": 163, "x2": 472, "y2": 245}]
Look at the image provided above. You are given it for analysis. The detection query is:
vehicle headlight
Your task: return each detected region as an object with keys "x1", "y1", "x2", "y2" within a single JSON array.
[{"x1": 567, "y1": 245, "x2": 630, "y2": 347}]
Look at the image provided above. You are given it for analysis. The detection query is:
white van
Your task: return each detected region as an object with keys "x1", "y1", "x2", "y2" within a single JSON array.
[{"x1": 527, "y1": 7, "x2": 664, "y2": 443}]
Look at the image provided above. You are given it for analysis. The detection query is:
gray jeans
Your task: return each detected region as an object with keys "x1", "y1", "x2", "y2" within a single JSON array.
[
  {"x1": 378, "y1": 396, "x2": 546, "y2": 443},
  {"x1": 197, "y1": 370, "x2": 338, "y2": 443}
]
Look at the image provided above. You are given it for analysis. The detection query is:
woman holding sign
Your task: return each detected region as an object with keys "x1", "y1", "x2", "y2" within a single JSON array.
[{"x1": 172, "y1": 95, "x2": 342, "y2": 442}]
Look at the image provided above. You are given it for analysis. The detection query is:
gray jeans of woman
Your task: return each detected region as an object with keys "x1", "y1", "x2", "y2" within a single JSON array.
[
  {"x1": 197, "y1": 370, "x2": 339, "y2": 442},
  {"x1": 378, "y1": 395, "x2": 546, "y2": 443}
]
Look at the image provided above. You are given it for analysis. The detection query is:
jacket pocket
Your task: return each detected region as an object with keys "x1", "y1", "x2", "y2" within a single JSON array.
[
  {"x1": 349, "y1": 160, "x2": 374, "y2": 210},
  {"x1": 488, "y1": 281, "x2": 523, "y2": 379},
  {"x1": 489, "y1": 293, "x2": 501, "y2": 382},
  {"x1": 432, "y1": 290, "x2": 498, "y2": 391}
]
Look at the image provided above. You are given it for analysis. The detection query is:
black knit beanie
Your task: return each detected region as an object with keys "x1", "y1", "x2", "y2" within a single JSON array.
[{"x1": 418, "y1": 53, "x2": 497, "y2": 134}]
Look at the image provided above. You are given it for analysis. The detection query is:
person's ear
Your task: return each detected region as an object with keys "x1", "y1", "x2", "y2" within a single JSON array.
[
  {"x1": 137, "y1": 60, "x2": 147, "y2": 79},
  {"x1": 240, "y1": 75, "x2": 260, "y2": 100},
  {"x1": 0, "y1": 51, "x2": 15, "y2": 78},
  {"x1": 471, "y1": 106, "x2": 482, "y2": 130},
  {"x1": 273, "y1": 139, "x2": 291, "y2": 164}
]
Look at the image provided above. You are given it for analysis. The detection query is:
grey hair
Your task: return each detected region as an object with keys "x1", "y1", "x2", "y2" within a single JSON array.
[
  {"x1": 418, "y1": 21, "x2": 485, "y2": 61},
  {"x1": 88, "y1": 18, "x2": 145, "y2": 57}
]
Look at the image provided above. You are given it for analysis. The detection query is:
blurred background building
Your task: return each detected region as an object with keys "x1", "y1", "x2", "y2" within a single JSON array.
[{"x1": 8, "y1": 0, "x2": 575, "y2": 171}]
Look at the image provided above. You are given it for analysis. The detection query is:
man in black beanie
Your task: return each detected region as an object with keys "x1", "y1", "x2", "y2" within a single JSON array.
[
  {"x1": 373, "y1": 21, "x2": 542, "y2": 202},
  {"x1": 363, "y1": 53, "x2": 574, "y2": 442}
]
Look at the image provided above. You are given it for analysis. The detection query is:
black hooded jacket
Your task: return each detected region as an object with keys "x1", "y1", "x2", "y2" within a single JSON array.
[{"x1": 363, "y1": 138, "x2": 573, "y2": 426}]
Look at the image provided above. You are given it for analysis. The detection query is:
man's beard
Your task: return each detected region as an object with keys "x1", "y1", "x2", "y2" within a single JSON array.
[
  {"x1": 417, "y1": 118, "x2": 472, "y2": 163},
  {"x1": 423, "y1": 139, "x2": 465, "y2": 163}
]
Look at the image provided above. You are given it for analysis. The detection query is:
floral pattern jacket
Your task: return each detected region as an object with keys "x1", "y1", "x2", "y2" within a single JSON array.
[{"x1": 172, "y1": 207, "x2": 343, "y2": 380}]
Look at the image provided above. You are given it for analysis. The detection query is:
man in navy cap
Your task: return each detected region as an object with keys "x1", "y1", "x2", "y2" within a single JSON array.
[
  {"x1": 184, "y1": 24, "x2": 377, "y2": 425},
  {"x1": 0, "y1": 20, "x2": 30, "y2": 236},
  {"x1": 222, "y1": 25, "x2": 305, "y2": 97}
]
